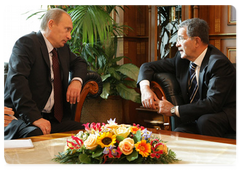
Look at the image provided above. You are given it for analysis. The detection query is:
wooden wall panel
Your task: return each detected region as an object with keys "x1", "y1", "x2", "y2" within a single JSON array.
[
  {"x1": 222, "y1": 39, "x2": 236, "y2": 63},
  {"x1": 122, "y1": 6, "x2": 149, "y2": 124},
  {"x1": 123, "y1": 6, "x2": 149, "y2": 67},
  {"x1": 199, "y1": 6, "x2": 236, "y2": 34},
  {"x1": 198, "y1": 5, "x2": 236, "y2": 63},
  {"x1": 123, "y1": 38, "x2": 148, "y2": 67},
  {"x1": 196, "y1": 6, "x2": 209, "y2": 22}
]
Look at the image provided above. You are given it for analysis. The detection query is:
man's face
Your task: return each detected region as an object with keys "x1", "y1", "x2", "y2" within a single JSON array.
[
  {"x1": 49, "y1": 13, "x2": 73, "y2": 48},
  {"x1": 176, "y1": 27, "x2": 196, "y2": 61}
]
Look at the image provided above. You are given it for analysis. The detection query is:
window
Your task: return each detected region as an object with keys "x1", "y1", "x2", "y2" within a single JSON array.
[
  {"x1": 3, "y1": 5, "x2": 47, "y2": 62},
  {"x1": 157, "y1": 6, "x2": 181, "y2": 60}
]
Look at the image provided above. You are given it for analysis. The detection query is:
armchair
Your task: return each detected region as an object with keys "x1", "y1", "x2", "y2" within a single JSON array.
[{"x1": 4, "y1": 62, "x2": 103, "y2": 123}]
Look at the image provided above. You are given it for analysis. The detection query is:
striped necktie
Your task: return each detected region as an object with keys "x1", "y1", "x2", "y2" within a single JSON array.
[
  {"x1": 52, "y1": 49, "x2": 64, "y2": 122},
  {"x1": 188, "y1": 62, "x2": 199, "y2": 103}
]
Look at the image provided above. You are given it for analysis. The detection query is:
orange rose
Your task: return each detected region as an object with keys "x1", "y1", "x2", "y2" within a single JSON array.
[{"x1": 118, "y1": 138, "x2": 135, "y2": 155}]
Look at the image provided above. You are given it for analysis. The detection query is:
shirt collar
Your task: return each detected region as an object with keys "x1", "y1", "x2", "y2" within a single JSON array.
[
  {"x1": 193, "y1": 47, "x2": 208, "y2": 67},
  {"x1": 40, "y1": 31, "x2": 54, "y2": 53}
]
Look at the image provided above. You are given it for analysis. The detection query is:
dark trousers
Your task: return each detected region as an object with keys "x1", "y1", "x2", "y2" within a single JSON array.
[
  {"x1": 4, "y1": 113, "x2": 84, "y2": 140},
  {"x1": 174, "y1": 111, "x2": 235, "y2": 138}
]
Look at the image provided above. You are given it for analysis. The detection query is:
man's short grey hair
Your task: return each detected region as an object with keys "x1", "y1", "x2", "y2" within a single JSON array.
[
  {"x1": 40, "y1": 8, "x2": 69, "y2": 31},
  {"x1": 178, "y1": 18, "x2": 209, "y2": 44}
]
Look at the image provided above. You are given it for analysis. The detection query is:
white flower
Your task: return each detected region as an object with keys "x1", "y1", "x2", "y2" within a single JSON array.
[
  {"x1": 107, "y1": 118, "x2": 116, "y2": 124},
  {"x1": 76, "y1": 131, "x2": 88, "y2": 141}
]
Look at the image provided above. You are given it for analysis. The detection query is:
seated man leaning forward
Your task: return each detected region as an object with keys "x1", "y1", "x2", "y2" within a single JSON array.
[
  {"x1": 137, "y1": 18, "x2": 236, "y2": 137},
  {"x1": 4, "y1": 8, "x2": 87, "y2": 140}
]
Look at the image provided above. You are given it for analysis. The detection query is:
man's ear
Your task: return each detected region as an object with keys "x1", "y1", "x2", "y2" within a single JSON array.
[
  {"x1": 195, "y1": 37, "x2": 202, "y2": 47},
  {"x1": 48, "y1": 19, "x2": 54, "y2": 30}
]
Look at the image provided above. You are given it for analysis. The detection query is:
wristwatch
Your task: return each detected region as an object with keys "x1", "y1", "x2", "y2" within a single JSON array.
[{"x1": 170, "y1": 106, "x2": 176, "y2": 116}]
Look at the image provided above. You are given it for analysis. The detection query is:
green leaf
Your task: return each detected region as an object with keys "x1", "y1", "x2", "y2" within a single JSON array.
[
  {"x1": 100, "y1": 82, "x2": 110, "y2": 99},
  {"x1": 92, "y1": 148, "x2": 103, "y2": 158},
  {"x1": 116, "y1": 83, "x2": 141, "y2": 103},
  {"x1": 110, "y1": 56, "x2": 130, "y2": 64},
  {"x1": 97, "y1": 55, "x2": 107, "y2": 69},
  {"x1": 108, "y1": 67, "x2": 122, "y2": 81},
  {"x1": 26, "y1": 10, "x2": 47, "y2": 20},
  {"x1": 116, "y1": 135, "x2": 125, "y2": 142},
  {"x1": 69, "y1": 6, "x2": 114, "y2": 45},
  {"x1": 133, "y1": 130, "x2": 141, "y2": 143},
  {"x1": 116, "y1": 63, "x2": 139, "y2": 81},
  {"x1": 126, "y1": 150, "x2": 138, "y2": 162},
  {"x1": 122, "y1": 80, "x2": 137, "y2": 88},
  {"x1": 79, "y1": 153, "x2": 91, "y2": 164},
  {"x1": 101, "y1": 74, "x2": 111, "y2": 82}
]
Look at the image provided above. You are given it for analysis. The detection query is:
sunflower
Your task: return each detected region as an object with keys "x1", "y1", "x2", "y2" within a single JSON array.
[
  {"x1": 97, "y1": 132, "x2": 116, "y2": 148},
  {"x1": 135, "y1": 140, "x2": 151, "y2": 157}
]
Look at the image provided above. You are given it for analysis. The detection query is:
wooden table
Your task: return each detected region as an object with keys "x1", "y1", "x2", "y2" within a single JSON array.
[{"x1": 4, "y1": 129, "x2": 237, "y2": 165}]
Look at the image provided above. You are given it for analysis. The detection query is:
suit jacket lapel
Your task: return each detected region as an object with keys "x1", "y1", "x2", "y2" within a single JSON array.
[
  {"x1": 36, "y1": 31, "x2": 50, "y2": 69},
  {"x1": 179, "y1": 60, "x2": 190, "y2": 103},
  {"x1": 36, "y1": 31, "x2": 51, "y2": 84},
  {"x1": 199, "y1": 46, "x2": 211, "y2": 99}
]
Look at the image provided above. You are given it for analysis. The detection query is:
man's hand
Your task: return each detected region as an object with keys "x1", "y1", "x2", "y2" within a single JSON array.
[
  {"x1": 32, "y1": 118, "x2": 51, "y2": 135},
  {"x1": 140, "y1": 85, "x2": 159, "y2": 110},
  {"x1": 157, "y1": 96, "x2": 174, "y2": 116},
  {"x1": 4, "y1": 107, "x2": 14, "y2": 127},
  {"x1": 66, "y1": 80, "x2": 82, "y2": 104}
]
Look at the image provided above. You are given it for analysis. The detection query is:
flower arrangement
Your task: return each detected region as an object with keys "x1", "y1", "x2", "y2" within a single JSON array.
[{"x1": 53, "y1": 118, "x2": 179, "y2": 164}]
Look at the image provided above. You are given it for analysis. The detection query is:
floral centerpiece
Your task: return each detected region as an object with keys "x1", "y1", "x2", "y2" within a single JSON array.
[{"x1": 53, "y1": 118, "x2": 179, "y2": 164}]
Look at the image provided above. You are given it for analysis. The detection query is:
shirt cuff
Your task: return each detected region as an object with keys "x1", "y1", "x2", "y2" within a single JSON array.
[
  {"x1": 139, "y1": 80, "x2": 150, "y2": 91},
  {"x1": 175, "y1": 106, "x2": 180, "y2": 117},
  {"x1": 139, "y1": 80, "x2": 150, "y2": 89},
  {"x1": 72, "y1": 77, "x2": 83, "y2": 85}
]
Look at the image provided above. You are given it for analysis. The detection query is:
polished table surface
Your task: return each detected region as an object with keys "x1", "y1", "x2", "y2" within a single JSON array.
[{"x1": 4, "y1": 129, "x2": 236, "y2": 164}]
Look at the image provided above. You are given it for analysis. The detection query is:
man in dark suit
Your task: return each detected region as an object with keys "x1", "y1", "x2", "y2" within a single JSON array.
[
  {"x1": 4, "y1": 8, "x2": 87, "y2": 139},
  {"x1": 137, "y1": 18, "x2": 236, "y2": 137}
]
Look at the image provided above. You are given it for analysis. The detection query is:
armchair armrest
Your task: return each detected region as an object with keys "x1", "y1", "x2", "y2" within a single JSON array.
[
  {"x1": 151, "y1": 73, "x2": 184, "y2": 130},
  {"x1": 74, "y1": 71, "x2": 103, "y2": 122},
  {"x1": 153, "y1": 73, "x2": 184, "y2": 106}
]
